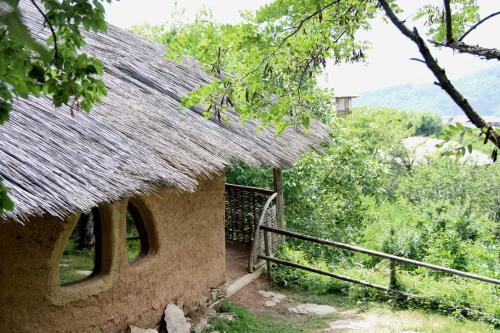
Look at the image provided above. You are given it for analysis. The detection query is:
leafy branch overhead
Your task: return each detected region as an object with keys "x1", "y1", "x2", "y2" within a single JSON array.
[
  {"x1": 0, "y1": 0, "x2": 111, "y2": 213},
  {"x1": 147, "y1": 1, "x2": 499, "y2": 154},
  {"x1": 378, "y1": 0, "x2": 499, "y2": 158},
  {"x1": 0, "y1": 0, "x2": 110, "y2": 121},
  {"x1": 149, "y1": 0, "x2": 378, "y2": 132}
]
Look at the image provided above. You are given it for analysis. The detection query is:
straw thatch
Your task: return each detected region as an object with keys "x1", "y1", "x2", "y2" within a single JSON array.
[{"x1": 0, "y1": 2, "x2": 330, "y2": 222}]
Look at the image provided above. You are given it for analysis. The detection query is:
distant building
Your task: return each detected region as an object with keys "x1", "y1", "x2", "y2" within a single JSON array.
[
  {"x1": 402, "y1": 136, "x2": 491, "y2": 166},
  {"x1": 442, "y1": 115, "x2": 500, "y2": 128},
  {"x1": 335, "y1": 96, "x2": 358, "y2": 116}
]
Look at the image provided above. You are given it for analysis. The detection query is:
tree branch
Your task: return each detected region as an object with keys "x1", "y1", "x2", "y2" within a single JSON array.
[
  {"x1": 443, "y1": 0, "x2": 454, "y2": 43},
  {"x1": 243, "y1": 1, "x2": 340, "y2": 80},
  {"x1": 29, "y1": 0, "x2": 58, "y2": 62},
  {"x1": 409, "y1": 57, "x2": 425, "y2": 64},
  {"x1": 431, "y1": 40, "x2": 500, "y2": 61},
  {"x1": 377, "y1": 0, "x2": 499, "y2": 149},
  {"x1": 275, "y1": 1, "x2": 341, "y2": 53},
  {"x1": 459, "y1": 10, "x2": 500, "y2": 42}
]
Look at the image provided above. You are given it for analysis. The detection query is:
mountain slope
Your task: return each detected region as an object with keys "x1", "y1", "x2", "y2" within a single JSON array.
[{"x1": 355, "y1": 64, "x2": 500, "y2": 116}]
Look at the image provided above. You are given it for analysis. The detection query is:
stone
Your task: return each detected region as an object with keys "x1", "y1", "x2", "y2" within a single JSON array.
[
  {"x1": 216, "y1": 313, "x2": 236, "y2": 322},
  {"x1": 192, "y1": 317, "x2": 209, "y2": 333},
  {"x1": 210, "y1": 290, "x2": 219, "y2": 301},
  {"x1": 128, "y1": 325, "x2": 158, "y2": 333},
  {"x1": 258, "y1": 290, "x2": 286, "y2": 304},
  {"x1": 288, "y1": 303, "x2": 336, "y2": 315},
  {"x1": 164, "y1": 304, "x2": 191, "y2": 333},
  {"x1": 205, "y1": 307, "x2": 217, "y2": 317},
  {"x1": 271, "y1": 295, "x2": 285, "y2": 303},
  {"x1": 264, "y1": 300, "x2": 277, "y2": 307},
  {"x1": 328, "y1": 320, "x2": 372, "y2": 330},
  {"x1": 257, "y1": 290, "x2": 272, "y2": 298}
]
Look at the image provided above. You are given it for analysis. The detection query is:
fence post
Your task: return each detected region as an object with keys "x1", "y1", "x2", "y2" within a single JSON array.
[
  {"x1": 264, "y1": 230, "x2": 272, "y2": 280},
  {"x1": 273, "y1": 168, "x2": 285, "y2": 229},
  {"x1": 389, "y1": 259, "x2": 398, "y2": 290}
]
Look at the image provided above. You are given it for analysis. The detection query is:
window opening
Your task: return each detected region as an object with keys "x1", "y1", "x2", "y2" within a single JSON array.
[
  {"x1": 59, "y1": 207, "x2": 102, "y2": 285},
  {"x1": 126, "y1": 202, "x2": 149, "y2": 262}
]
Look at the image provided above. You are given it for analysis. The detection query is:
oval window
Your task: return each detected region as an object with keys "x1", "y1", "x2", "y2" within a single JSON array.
[{"x1": 126, "y1": 202, "x2": 149, "y2": 263}]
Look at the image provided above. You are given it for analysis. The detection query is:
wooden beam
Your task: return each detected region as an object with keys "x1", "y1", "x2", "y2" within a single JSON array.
[
  {"x1": 260, "y1": 225, "x2": 500, "y2": 285},
  {"x1": 272, "y1": 168, "x2": 284, "y2": 228}
]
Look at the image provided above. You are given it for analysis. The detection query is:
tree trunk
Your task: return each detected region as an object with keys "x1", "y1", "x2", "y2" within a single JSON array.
[{"x1": 77, "y1": 213, "x2": 95, "y2": 250}]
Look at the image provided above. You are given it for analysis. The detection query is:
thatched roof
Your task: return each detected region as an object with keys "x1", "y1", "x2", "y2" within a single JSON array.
[{"x1": 0, "y1": 2, "x2": 330, "y2": 222}]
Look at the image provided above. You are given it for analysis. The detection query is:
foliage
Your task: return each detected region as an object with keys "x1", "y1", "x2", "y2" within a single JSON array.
[
  {"x1": 272, "y1": 247, "x2": 499, "y2": 326},
  {"x1": 0, "y1": 0, "x2": 111, "y2": 213},
  {"x1": 0, "y1": 178, "x2": 13, "y2": 214},
  {"x1": 211, "y1": 291, "x2": 498, "y2": 333},
  {"x1": 414, "y1": 0, "x2": 480, "y2": 43},
  {"x1": 227, "y1": 107, "x2": 498, "y2": 324},
  {"x1": 59, "y1": 237, "x2": 95, "y2": 284},
  {"x1": 0, "y1": 0, "x2": 109, "y2": 117},
  {"x1": 134, "y1": 1, "x2": 377, "y2": 132},
  {"x1": 126, "y1": 210, "x2": 141, "y2": 261}
]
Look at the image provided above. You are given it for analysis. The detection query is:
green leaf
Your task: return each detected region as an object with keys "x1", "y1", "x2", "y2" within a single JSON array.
[{"x1": 0, "y1": 101, "x2": 12, "y2": 124}]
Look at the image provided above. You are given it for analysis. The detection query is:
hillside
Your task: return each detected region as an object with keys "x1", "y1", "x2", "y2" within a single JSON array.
[{"x1": 355, "y1": 64, "x2": 500, "y2": 116}]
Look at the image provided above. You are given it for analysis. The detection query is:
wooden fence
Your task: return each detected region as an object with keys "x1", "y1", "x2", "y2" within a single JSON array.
[
  {"x1": 256, "y1": 225, "x2": 499, "y2": 299},
  {"x1": 225, "y1": 183, "x2": 274, "y2": 244}
]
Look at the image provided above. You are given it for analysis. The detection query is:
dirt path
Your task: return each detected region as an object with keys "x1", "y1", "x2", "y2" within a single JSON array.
[{"x1": 227, "y1": 277, "x2": 497, "y2": 333}]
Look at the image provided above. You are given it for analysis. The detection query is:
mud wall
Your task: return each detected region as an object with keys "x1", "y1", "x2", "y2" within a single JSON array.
[{"x1": 0, "y1": 174, "x2": 226, "y2": 332}]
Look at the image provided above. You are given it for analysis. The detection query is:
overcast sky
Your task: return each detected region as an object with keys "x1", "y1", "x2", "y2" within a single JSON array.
[{"x1": 105, "y1": 0, "x2": 500, "y2": 95}]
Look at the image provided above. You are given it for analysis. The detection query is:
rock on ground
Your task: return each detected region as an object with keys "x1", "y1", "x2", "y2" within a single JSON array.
[
  {"x1": 328, "y1": 320, "x2": 372, "y2": 330},
  {"x1": 288, "y1": 303, "x2": 337, "y2": 315},
  {"x1": 164, "y1": 304, "x2": 191, "y2": 333},
  {"x1": 258, "y1": 290, "x2": 286, "y2": 303},
  {"x1": 192, "y1": 317, "x2": 209, "y2": 333},
  {"x1": 216, "y1": 313, "x2": 236, "y2": 321},
  {"x1": 128, "y1": 325, "x2": 157, "y2": 333}
]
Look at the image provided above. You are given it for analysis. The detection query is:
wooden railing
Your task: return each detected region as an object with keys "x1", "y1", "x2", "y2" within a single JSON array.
[
  {"x1": 225, "y1": 183, "x2": 274, "y2": 244},
  {"x1": 248, "y1": 193, "x2": 278, "y2": 272},
  {"x1": 257, "y1": 225, "x2": 500, "y2": 295}
]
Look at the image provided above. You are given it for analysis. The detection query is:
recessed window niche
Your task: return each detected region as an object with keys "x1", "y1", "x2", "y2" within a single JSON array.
[
  {"x1": 59, "y1": 208, "x2": 102, "y2": 285},
  {"x1": 126, "y1": 202, "x2": 150, "y2": 263}
]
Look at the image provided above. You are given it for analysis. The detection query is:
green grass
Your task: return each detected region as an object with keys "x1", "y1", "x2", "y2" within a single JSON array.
[
  {"x1": 272, "y1": 247, "x2": 500, "y2": 326},
  {"x1": 206, "y1": 300, "x2": 333, "y2": 333},
  {"x1": 205, "y1": 293, "x2": 499, "y2": 333},
  {"x1": 287, "y1": 288, "x2": 499, "y2": 333},
  {"x1": 59, "y1": 239, "x2": 95, "y2": 284}
]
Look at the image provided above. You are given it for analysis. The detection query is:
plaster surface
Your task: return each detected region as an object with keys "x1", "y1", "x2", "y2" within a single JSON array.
[{"x1": 0, "y1": 174, "x2": 226, "y2": 332}]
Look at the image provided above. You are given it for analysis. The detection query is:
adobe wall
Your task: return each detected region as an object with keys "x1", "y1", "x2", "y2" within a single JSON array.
[{"x1": 0, "y1": 173, "x2": 226, "y2": 332}]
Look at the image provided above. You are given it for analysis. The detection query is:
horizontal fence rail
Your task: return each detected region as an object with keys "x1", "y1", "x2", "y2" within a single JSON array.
[
  {"x1": 259, "y1": 225, "x2": 500, "y2": 286},
  {"x1": 258, "y1": 255, "x2": 412, "y2": 296},
  {"x1": 225, "y1": 183, "x2": 275, "y2": 195}
]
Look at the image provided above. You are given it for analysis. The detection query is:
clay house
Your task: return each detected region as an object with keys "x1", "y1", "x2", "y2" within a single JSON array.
[{"x1": 0, "y1": 3, "x2": 329, "y2": 333}]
